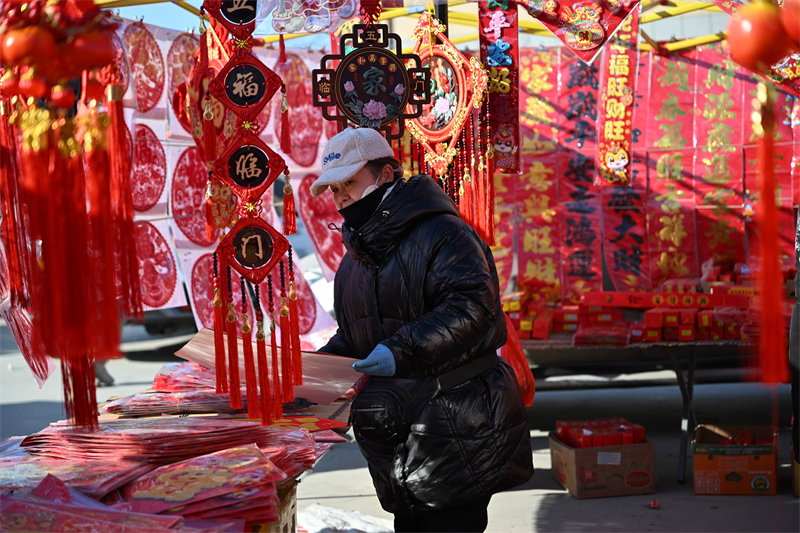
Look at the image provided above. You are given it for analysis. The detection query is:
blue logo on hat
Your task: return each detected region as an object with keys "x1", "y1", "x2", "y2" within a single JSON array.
[{"x1": 323, "y1": 152, "x2": 341, "y2": 165}]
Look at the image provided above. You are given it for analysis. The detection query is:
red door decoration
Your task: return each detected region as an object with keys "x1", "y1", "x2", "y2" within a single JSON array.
[
  {"x1": 521, "y1": 0, "x2": 641, "y2": 64},
  {"x1": 479, "y1": 0, "x2": 521, "y2": 175},
  {"x1": 312, "y1": 23, "x2": 431, "y2": 140},
  {"x1": 596, "y1": 6, "x2": 639, "y2": 185},
  {"x1": 187, "y1": 1, "x2": 304, "y2": 426}
]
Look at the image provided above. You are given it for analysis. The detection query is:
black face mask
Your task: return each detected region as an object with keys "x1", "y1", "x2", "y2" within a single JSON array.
[{"x1": 338, "y1": 182, "x2": 392, "y2": 231}]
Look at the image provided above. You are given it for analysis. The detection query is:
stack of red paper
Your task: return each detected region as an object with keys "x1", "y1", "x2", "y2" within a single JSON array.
[
  {"x1": 121, "y1": 445, "x2": 285, "y2": 525},
  {"x1": 100, "y1": 391, "x2": 246, "y2": 418},
  {"x1": 151, "y1": 362, "x2": 222, "y2": 392},
  {"x1": 21, "y1": 419, "x2": 298, "y2": 464},
  {"x1": 259, "y1": 427, "x2": 317, "y2": 479},
  {"x1": 0, "y1": 455, "x2": 152, "y2": 498}
]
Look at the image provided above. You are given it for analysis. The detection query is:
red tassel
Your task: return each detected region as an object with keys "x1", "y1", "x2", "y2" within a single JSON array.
[
  {"x1": 500, "y1": 314, "x2": 535, "y2": 407},
  {"x1": 84, "y1": 111, "x2": 122, "y2": 357},
  {"x1": 279, "y1": 84, "x2": 291, "y2": 155},
  {"x1": 279, "y1": 303, "x2": 295, "y2": 403},
  {"x1": 282, "y1": 170, "x2": 296, "y2": 235},
  {"x1": 106, "y1": 84, "x2": 142, "y2": 321},
  {"x1": 270, "y1": 317, "x2": 282, "y2": 420},
  {"x1": 212, "y1": 287, "x2": 228, "y2": 393},
  {"x1": 255, "y1": 311, "x2": 272, "y2": 425},
  {"x1": 755, "y1": 84, "x2": 789, "y2": 384},
  {"x1": 485, "y1": 153, "x2": 496, "y2": 247},
  {"x1": 288, "y1": 288, "x2": 303, "y2": 385},
  {"x1": 242, "y1": 314, "x2": 260, "y2": 419},
  {"x1": 279, "y1": 34, "x2": 287, "y2": 64},
  {"x1": 223, "y1": 268, "x2": 243, "y2": 409}
]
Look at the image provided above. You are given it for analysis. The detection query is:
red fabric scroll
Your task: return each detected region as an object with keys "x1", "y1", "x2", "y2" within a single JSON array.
[{"x1": 480, "y1": 0, "x2": 520, "y2": 174}]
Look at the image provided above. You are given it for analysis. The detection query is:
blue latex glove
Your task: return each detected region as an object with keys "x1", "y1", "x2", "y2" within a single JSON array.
[{"x1": 352, "y1": 344, "x2": 396, "y2": 376}]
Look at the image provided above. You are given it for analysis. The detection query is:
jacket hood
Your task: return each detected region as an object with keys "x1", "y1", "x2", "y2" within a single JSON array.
[{"x1": 342, "y1": 175, "x2": 459, "y2": 263}]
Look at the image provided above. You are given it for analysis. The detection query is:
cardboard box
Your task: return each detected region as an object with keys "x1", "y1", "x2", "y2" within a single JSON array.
[
  {"x1": 586, "y1": 310, "x2": 623, "y2": 324},
  {"x1": 554, "y1": 305, "x2": 583, "y2": 323},
  {"x1": 518, "y1": 317, "x2": 533, "y2": 339},
  {"x1": 644, "y1": 308, "x2": 663, "y2": 327},
  {"x1": 662, "y1": 309, "x2": 680, "y2": 326},
  {"x1": 680, "y1": 307, "x2": 699, "y2": 325},
  {"x1": 532, "y1": 307, "x2": 555, "y2": 339},
  {"x1": 630, "y1": 325, "x2": 645, "y2": 342},
  {"x1": 696, "y1": 327, "x2": 710, "y2": 340},
  {"x1": 580, "y1": 305, "x2": 613, "y2": 314},
  {"x1": 693, "y1": 425, "x2": 777, "y2": 495},
  {"x1": 678, "y1": 325, "x2": 696, "y2": 341},
  {"x1": 723, "y1": 325, "x2": 741, "y2": 339},
  {"x1": 553, "y1": 322, "x2": 579, "y2": 333},
  {"x1": 644, "y1": 327, "x2": 662, "y2": 342},
  {"x1": 697, "y1": 309, "x2": 716, "y2": 328},
  {"x1": 663, "y1": 327, "x2": 679, "y2": 341},
  {"x1": 709, "y1": 326, "x2": 724, "y2": 340},
  {"x1": 549, "y1": 433, "x2": 656, "y2": 499}
]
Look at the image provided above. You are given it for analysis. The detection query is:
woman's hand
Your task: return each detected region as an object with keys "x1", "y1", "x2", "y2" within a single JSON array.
[{"x1": 352, "y1": 344, "x2": 396, "y2": 376}]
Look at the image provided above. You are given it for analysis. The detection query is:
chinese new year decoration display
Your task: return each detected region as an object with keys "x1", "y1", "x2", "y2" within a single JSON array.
[
  {"x1": 521, "y1": 0, "x2": 642, "y2": 64},
  {"x1": 596, "y1": 7, "x2": 638, "y2": 185},
  {"x1": 0, "y1": 0, "x2": 141, "y2": 429},
  {"x1": 194, "y1": 0, "x2": 304, "y2": 425},
  {"x1": 406, "y1": 11, "x2": 493, "y2": 244},
  {"x1": 311, "y1": 22, "x2": 431, "y2": 140},
  {"x1": 480, "y1": 0, "x2": 520, "y2": 175}
]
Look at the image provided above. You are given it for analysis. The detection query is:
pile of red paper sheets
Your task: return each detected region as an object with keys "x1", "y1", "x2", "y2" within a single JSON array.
[
  {"x1": 0, "y1": 475, "x2": 245, "y2": 532},
  {"x1": 0, "y1": 455, "x2": 152, "y2": 498},
  {"x1": 151, "y1": 362, "x2": 221, "y2": 393},
  {"x1": 121, "y1": 444, "x2": 285, "y2": 525},
  {"x1": 20, "y1": 419, "x2": 300, "y2": 464},
  {"x1": 101, "y1": 391, "x2": 246, "y2": 417}
]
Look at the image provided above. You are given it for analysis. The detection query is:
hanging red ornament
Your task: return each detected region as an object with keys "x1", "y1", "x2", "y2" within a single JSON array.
[
  {"x1": 282, "y1": 168, "x2": 296, "y2": 235},
  {"x1": 254, "y1": 285, "x2": 272, "y2": 425},
  {"x1": 267, "y1": 274, "x2": 283, "y2": 420},
  {"x1": 278, "y1": 260, "x2": 295, "y2": 403},
  {"x1": 212, "y1": 253, "x2": 228, "y2": 394},
  {"x1": 287, "y1": 247, "x2": 303, "y2": 385},
  {"x1": 224, "y1": 265, "x2": 243, "y2": 409},
  {"x1": 240, "y1": 276, "x2": 260, "y2": 419},
  {"x1": 279, "y1": 83, "x2": 292, "y2": 156}
]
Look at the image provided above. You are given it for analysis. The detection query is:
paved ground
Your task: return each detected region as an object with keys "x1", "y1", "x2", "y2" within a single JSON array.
[{"x1": 1, "y1": 323, "x2": 798, "y2": 532}]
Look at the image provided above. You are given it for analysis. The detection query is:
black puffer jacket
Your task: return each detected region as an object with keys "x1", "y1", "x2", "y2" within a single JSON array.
[{"x1": 320, "y1": 175, "x2": 533, "y2": 516}]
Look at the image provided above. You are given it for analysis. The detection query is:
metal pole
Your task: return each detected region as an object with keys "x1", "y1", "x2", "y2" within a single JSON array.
[{"x1": 434, "y1": 1, "x2": 449, "y2": 39}]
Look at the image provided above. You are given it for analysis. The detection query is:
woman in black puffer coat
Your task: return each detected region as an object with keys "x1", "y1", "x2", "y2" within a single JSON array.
[{"x1": 313, "y1": 128, "x2": 534, "y2": 532}]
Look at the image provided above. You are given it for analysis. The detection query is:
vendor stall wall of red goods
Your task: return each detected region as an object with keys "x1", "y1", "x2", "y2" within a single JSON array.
[{"x1": 508, "y1": 42, "x2": 799, "y2": 305}]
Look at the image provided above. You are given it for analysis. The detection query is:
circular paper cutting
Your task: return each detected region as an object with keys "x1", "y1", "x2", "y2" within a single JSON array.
[
  {"x1": 167, "y1": 33, "x2": 199, "y2": 131},
  {"x1": 273, "y1": 54, "x2": 322, "y2": 167},
  {"x1": 171, "y1": 146, "x2": 216, "y2": 247},
  {"x1": 224, "y1": 64, "x2": 267, "y2": 109},
  {"x1": 334, "y1": 47, "x2": 411, "y2": 130},
  {"x1": 264, "y1": 259, "x2": 318, "y2": 335},
  {"x1": 134, "y1": 222, "x2": 177, "y2": 308},
  {"x1": 227, "y1": 144, "x2": 270, "y2": 189},
  {"x1": 232, "y1": 226, "x2": 274, "y2": 270},
  {"x1": 191, "y1": 253, "x2": 216, "y2": 329},
  {"x1": 297, "y1": 173, "x2": 345, "y2": 278},
  {"x1": 124, "y1": 24, "x2": 165, "y2": 114},
  {"x1": 191, "y1": 254, "x2": 255, "y2": 330},
  {"x1": 219, "y1": 0, "x2": 258, "y2": 25},
  {"x1": 131, "y1": 124, "x2": 167, "y2": 212},
  {"x1": 417, "y1": 54, "x2": 460, "y2": 133}
]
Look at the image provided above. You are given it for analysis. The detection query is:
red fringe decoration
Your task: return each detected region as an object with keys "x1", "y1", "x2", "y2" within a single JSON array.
[
  {"x1": 485, "y1": 151, "x2": 496, "y2": 247},
  {"x1": 500, "y1": 314, "x2": 535, "y2": 407},
  {"x1": 205, "y1": 174, "x2": 216, "y2": 243},
  {"x1": 279, "y1": 35, "x2": 287, "y2": 63},
  {"x1": 279, "y1": 306, "x2": 295, "y2": 403},
  {"x1": 84, "y1": 114, "x2": 121, "y2": 357},
  {"x1": 756, "y1": 94, "x2": 790, "y2": 383},
  {"x1": 60, "y1": 357, "x2": 98, "y2": 431},
  {"x1": 241, "y1": 315, "x2": 260, "y2": 419},
  {"x1": 288, "y1": 292, "x2": 303, "y2": 385},
  {"x1": 282, "y1": 172, "x2": 296, "y2": 235},
  {"x1": 279, "y1": 84, "x2": 291, "y2": 156},
  {"x1": 212, "y1": 287, "x2": 228, "y2": 393},
  {"x1": 226, "y1": 305, "x2": 243, "y2": 409},
  {"x1": 255, "y1": 313, "x2": 272, "y2": 425},
  {"x1": 270, "y1": 319, "x2": 282, "y2": 420},
  {"x1": 106, "y1": 85, "x2": 142, "y2": 321}
]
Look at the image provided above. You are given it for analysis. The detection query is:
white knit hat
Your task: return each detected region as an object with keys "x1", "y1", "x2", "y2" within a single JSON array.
[{"x1": 310, "y1": 128, "x2": 395, "y2": 197}]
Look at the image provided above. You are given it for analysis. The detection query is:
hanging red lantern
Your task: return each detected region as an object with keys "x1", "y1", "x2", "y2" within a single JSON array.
[
  {"x1": 50, "y1": 84, "x2": 75, "y2": 109},
  {"x1": 62, "y1": 30, "x2": 116, "y2": 74},
  {"x1": 18, "y1": 68, "x2": 47, "y2": 99},
  {"x1": 727, "y1": 0, "x2": 792, "y2": 71},
  {"x1": 1, "y1": 25, "x2": 57, "y2": 68}
]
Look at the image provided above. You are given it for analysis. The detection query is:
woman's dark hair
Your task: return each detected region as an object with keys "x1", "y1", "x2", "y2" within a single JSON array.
[{"x1": 365, "y1": 156, "x2": 403, "y2": 181}]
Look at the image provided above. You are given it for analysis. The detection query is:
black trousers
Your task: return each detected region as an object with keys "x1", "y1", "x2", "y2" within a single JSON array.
[{"x1": 394, "y1": 497, "x2": 491, "y2": 533}]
